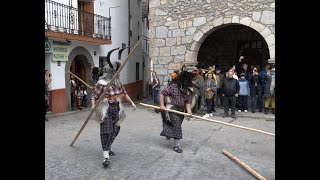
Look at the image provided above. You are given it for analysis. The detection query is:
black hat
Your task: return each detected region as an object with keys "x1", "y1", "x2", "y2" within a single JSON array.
[
  {"x1": 215, "y1": 67, "x2": 221, "y2": 70},
  {"x1": 240, "y1": 73, "x2": 246, "y2": 77}
]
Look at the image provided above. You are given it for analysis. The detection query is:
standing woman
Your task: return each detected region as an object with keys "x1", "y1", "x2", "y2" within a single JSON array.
[{"x1": 202, "y1": 71, "x2": 217, "y2": 118}]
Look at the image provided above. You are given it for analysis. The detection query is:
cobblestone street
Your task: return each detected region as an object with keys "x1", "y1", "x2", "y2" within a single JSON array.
[{"x1": 45, "y1": 104, "x2": 275, "y2": 180}]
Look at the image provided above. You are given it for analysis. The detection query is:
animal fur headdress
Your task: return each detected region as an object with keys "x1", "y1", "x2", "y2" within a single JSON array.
[
  {"x1": 98, "y1": 46, "x2": 130, "y2": 86},
  {"x1": 177, "y1": 65, "x2": 194, "y2": 94}
]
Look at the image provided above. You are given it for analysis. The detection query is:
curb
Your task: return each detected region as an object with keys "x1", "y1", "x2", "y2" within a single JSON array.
[
  {"x1": 46, "y1": 108, "x2": 91, "y2": 118},
  {"x1": 47, "y1": 101, "x2": 275, "y2": 121},
  {"x1": 46, "y1": 100, "x2": 149, "y2": 118}
]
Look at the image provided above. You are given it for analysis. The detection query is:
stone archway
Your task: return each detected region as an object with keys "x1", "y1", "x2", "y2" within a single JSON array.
[
  {"x1": 185, "y1": 16, "x2": 275, "y2": 64},
  {"x1": 65, "y1": 46, "x2": 94, "y2": 111}
]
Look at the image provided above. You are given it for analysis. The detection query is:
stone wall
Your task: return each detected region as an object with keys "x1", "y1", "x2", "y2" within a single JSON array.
[{"x1": 148, "y1": 0, "x2": 275, "y2": 85}]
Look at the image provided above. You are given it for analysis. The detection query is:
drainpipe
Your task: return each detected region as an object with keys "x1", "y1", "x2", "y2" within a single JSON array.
[{"x1": 128, "y1": 0, "x2": 131, "y2": 54}]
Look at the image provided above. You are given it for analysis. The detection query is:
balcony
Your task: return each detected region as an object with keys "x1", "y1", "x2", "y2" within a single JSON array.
[{"x1": 45, "y1": 0, "x2": 111, "y2": 44}]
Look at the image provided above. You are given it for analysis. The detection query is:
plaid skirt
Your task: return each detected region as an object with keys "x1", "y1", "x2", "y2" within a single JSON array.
[
  {"x1": 100, "y1": 103, "x2": 120, "y2": 134},
  {"x1": 160, "y1": 106, "x2": 185, "y2": 139}
]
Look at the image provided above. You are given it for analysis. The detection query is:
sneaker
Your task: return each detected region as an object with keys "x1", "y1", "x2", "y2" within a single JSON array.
[
  {"x1": 238, "y1": 110, "x2": 241, "y2": 112},
  {"x1": 209, "y1": 113, "x2": 213, "y2": 117},
  {"x1": 203, "y1": 113, "x2": 210, "y2": 118},
  {"x1": 222, "y1": 114, "x2": 228, "y2": 118},
  {"x1": 231, "y1": 114, "x2": 236, "y2": 119},
  {"x1": 173, "y1": 146, "x2": 183, "y2": 153},
  {"x1": 229, "y1": 108, "x2": 231, "y2": 111},
  {"x1": 244, "y1": 110, "x2": 248, "y2": 113}
]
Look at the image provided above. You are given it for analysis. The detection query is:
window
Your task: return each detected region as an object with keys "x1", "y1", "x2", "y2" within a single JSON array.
[
  {"x1": 136, "y1": 62, "x2": 140, "y2": 81},
  {"x1": 138, "y1": 21, "x2": 140, "y2": 40},
  {"x1": 99, "y1": 57, "x2": 104, "y2": 68},
  {"x1": 129, "y1": 15, "x2": 132, "y2": 37}
]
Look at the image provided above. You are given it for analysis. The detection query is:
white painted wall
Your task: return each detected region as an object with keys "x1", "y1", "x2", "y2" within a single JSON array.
[
  {"x1": 46, "y1": 0, "x2": 133, "y2": 87},
  {"x1": 95, "y1": 0, "x2": 129, "y2": 84},
  {"x1": 46, "y1": 39, "x2": 99, "y2": 90},
  {"x1": 127, "y1": 0, "x2": 143, "y2": 84},
  {"x1": 45, "y1": 53, "x2": 52, "y2": 73}
]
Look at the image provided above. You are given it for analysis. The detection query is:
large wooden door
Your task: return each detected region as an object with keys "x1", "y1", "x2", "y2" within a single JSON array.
[
  {"x1": 78, "y1": 1, "x2": 94, "y2": 36},
  {"x1": 70, "y1": 55, "x2": 86, "y2": 86}
]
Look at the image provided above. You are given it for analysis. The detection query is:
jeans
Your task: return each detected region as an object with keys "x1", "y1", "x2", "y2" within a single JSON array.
[
  {"x1": 251, "y1": 95, "x2": 262, "y2": 112},
  {"x1": 217, "y1": 88, "x2": 224, "y2": 107},
  {"x1": 153, "y1": 88, "x2": 159, "y2": 105},
  {"x1": 211, "y1": 95, "x2": 215, "y2": 110},
  {"x1": 238, "y1": 95, "x2": 248, "y2": 111},
  {"x1": 192, "y1": 95, "x2": 199, "y2": 113},
  {"x1": 197, "y1": 95, "x2": 202, "y2": 110},
  {"x1": 224, "y1": 96, "x2": 236, "y2": 115},
  {"x1": 206, "y1": 99, "x2": 212, "y2": 113},
  {"x1": 264, "y1": 96, "x2": 275, "y2": 108}
]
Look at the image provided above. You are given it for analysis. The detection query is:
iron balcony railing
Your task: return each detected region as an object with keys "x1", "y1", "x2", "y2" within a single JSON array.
[{"x1": 45, "y1": 0, "x2": 111, "y2": 40}]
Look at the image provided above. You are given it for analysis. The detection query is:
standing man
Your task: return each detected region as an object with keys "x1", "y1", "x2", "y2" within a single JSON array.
[
  {"x1": 236, "y1": 56, "x2": 245, "y2": 75},
  {"x1": 70, "y1": 75, "x2": 77, "y2": 110},
  {"x1": 248, "y1": 66, "x2": 263, "y2": 113},
  {"x1": 159, "y1": 70, "x2": 193, "y2": 153},
  {"x1": 215, "y1": 67, "x2": 225, "y2": 109},
  {"x1": 259, "y1": 64, "x2": 271, "y2": 112},
  {"x1": 91, "y1": 56, "x2": 136, "y2": 167},
  {"x1": 262, "y1": 65, "x2": 275, "y2": 114},
  {"x1": 45, "y1": 70, "x2": 52, "y2": 112},
  {"x1": 192, "y1": 67, "x2": 202, "y2": 113},
  {"x1": 151, "y1": 71, "x2": 161, "y2": 113},
  {"x1": 45, "y1": 82, "x2": 49, "y2": 121},
  {"x1": 221, "y1": 70, "x2": 240, "y2": 118}
]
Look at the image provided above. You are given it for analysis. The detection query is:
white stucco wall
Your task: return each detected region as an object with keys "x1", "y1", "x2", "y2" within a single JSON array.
[
  {"x1": 126, "y1": 0, "x2": 143, "y2": 84},
  {"x1": 95, "y1": 0, "x2": 129, "y2": 84},
  {"x1": 46, "y1": 0, "x2": 133, "y2": 88},
  {"x1": 46, "y1": 39, "x2": 99, "y2": 90}
]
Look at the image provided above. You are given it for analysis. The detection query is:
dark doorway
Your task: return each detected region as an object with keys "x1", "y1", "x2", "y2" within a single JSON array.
[{"x1": 197, "y1": 24, "x2": 270, "y2": 71}]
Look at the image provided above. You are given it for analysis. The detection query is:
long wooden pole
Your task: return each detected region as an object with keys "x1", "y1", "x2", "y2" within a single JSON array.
[
  {"x1": 68, "y1": 71, "x2": 94, "y2": 90},
  {"x1": 139, "y1": 103, "x2": 275, "y2": 137},
  {"x1": 222, "y1": 150, "x2": 267, "y2": 180},
  {"x1": 70, "y1": 38, "x2": 142, "y2": 146}
]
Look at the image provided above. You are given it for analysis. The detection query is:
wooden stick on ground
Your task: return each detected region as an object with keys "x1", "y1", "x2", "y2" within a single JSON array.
[
  {"x1": 69, "y1": 71, "x2": 94, "y2": 90},
  {"x1": 222, "y1": 150, "x2": 267, "y2": 180},
  {"x1": 69, "y1": 38, "x2": 142, "y2": 146},
  {"x1": 139, "y1": 103, "x2": 275, "y2": 137}
]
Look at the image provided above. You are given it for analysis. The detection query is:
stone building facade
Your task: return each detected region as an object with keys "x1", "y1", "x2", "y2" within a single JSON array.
[{"x1": 148, "y1": 0, "x2": 275, "y2": 86}]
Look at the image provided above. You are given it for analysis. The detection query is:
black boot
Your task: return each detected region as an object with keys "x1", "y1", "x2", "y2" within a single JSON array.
[
  {"x1": 264, "y1": 108, "x2": 268, "y2": 114},
  {"x1": 174, "y1": 146, "x2": 183, "y2": 153},
  {"x1": 109, "y1": 150, "x2": 115, "y2": 156},
  {"x1": 102, "y1": 158, "x2": 110, "y2": 167},
  {"x1": 272, "y1": 108, "x2": 275, "y2": 114}
]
